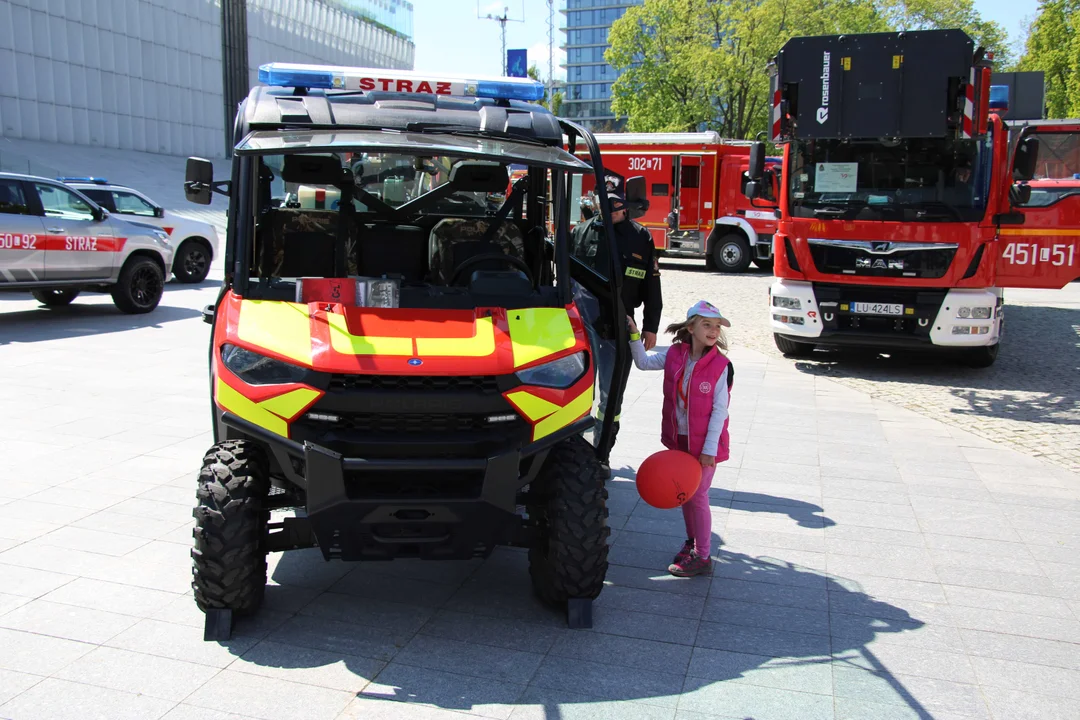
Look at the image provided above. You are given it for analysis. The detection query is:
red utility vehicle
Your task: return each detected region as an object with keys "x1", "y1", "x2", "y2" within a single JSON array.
[
  {"x1": 743, "y1": 29, "x2": 1080, "y2": 367},
  {"x1": 570, "y1": 132, "x2": 780, "y2": 273}
]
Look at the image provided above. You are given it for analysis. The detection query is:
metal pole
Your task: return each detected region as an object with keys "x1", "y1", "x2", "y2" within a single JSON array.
[{"x1": 220, "y1": 0, "x2": 250, "y2": 156}]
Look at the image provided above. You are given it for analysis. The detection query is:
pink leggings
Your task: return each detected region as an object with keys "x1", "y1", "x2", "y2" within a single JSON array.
[{"x1": 678, "y1": 435, "x2": 717, "y2": 557}]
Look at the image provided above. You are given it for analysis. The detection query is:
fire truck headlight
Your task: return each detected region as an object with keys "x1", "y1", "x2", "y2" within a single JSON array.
[
  {"x1": 221, "y1": 344, "x2": 311, "y2": 385},
  {"x1": 516, "y1": 352, "x2": 587, "y2": 389},
  {"x1": 956, "y1": 307, "x2": 971, "y2": 319},
  {"x1": 971, "y1": 307, "x2": 992, "y2": 319},
  {"x1": 772, "y1": 296, "x2": 802, "y2": 310}
]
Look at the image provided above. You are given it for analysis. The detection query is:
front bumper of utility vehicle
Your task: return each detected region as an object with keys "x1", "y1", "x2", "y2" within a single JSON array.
[{"x1": 219, "y1": 410, "x2": 592, "y2": 561}]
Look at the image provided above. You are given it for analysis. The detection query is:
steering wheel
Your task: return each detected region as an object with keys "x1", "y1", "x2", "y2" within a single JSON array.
[{"x1": 450, "y1": 252, "x2": 534, "y2": 286}]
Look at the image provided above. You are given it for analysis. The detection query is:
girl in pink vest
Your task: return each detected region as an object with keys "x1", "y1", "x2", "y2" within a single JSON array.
[{"x1": 627, "y1": 300, "x2": 733, "y2": 577}]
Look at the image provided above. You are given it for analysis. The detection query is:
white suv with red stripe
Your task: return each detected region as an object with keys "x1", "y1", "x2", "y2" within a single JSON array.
[
  {"x1": 0, "y1": 172, "x2": 174, "y2": 314},
  {"x1": 64, "y1": 178, "x2": 220, "y2": 283}
]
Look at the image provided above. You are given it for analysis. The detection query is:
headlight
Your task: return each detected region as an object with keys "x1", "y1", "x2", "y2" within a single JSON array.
[
  {"x1": 150, "y1": 228, "x2": 170, "y2": 245},
  {"x1": 956, "y1": 306, "x2": 992, "y2": 319},
  {"x1": 772, "y1": 296, "x2": 801, "y2": 310},
  {"x1": 221, "y1": 344, "x2": 310, "y2": 385},
  {"x1": 516, "y1": 352, "x2": 587, "y2": 388}
]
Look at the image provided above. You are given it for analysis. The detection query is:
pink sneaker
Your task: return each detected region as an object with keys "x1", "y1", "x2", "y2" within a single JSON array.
[
  {"x1": 669, "y1": 550, "x2": 712, "y2": 577},
  {"x1": 673, "y1": 539, "x2": 694, "y2": 566}
]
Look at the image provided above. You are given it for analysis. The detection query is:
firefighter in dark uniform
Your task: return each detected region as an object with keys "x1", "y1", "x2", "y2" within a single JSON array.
[{"x1": 572, "y1": 189, "x2": 663, "y2": 476}]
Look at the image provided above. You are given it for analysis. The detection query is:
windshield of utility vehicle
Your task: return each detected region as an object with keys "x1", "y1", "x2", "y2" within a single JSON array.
[
  {"x1": 788, "y1": 136, "x2": 991, "y2": 222},
  {"x1": 262, "y1": 152, "x2": 502, "y2": 217}
]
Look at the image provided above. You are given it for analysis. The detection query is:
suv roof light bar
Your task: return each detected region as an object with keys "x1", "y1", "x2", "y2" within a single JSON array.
[
  {"x1": 58, "y1": 176, "x2": 109, "y2": 184},
  {"x1": 258, "y1": 63, "x2": 546, "y2": 103}
]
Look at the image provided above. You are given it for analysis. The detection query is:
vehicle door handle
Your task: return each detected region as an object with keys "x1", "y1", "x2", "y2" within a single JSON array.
[{"x1": 47, "y1": 227, "x2": 64, "y2": 233}]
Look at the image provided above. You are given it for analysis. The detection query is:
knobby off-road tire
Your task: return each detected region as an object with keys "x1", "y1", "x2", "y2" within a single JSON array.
[
  {"x1": 528, "y1": 436, "x2": 610, "y2": 605},
  {"x1": 192, "y1": 440, "x2": 270, "y2": 615}
]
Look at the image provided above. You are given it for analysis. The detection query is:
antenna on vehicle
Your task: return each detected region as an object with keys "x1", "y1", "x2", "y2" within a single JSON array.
[{"x1": 477, "y1": 2, "x2": 524, "y2": 75}]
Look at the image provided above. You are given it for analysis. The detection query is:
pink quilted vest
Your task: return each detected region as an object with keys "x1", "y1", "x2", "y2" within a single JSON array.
[{"x1": 661, "y1": 342, "x2": 732, "y2": 460}]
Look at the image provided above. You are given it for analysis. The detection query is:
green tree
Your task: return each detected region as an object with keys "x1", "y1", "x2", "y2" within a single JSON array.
[
  {"x1": 1017, "y1": 0, "x2": 1080, "y2": 118},
  {"x1": 607, "y1": 0, "x2": 1011, "y2": 138}
]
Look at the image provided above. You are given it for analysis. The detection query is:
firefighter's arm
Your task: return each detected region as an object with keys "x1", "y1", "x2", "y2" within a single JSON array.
[{"x1": 641, "y1": 234, "x2": 663, "y2": 335}]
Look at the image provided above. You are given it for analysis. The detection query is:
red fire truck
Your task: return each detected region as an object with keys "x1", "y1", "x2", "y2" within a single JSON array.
[
  {"x1": 570, "y1": 132, "x2": 780, "y2": 273},
  {"x1": 743, "y1": 29, "x2": 1080, "y2": 367}
]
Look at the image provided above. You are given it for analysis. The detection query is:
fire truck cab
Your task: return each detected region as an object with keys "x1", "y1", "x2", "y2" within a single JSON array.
[
  {"x1": 745, "y1": 29, "x2": 1080, "y2": 367},
  {"x1": 571, "y1": 132, "x2": 780, "y2": 273}
]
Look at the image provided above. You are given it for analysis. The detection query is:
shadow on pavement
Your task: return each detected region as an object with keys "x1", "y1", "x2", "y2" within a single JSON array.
[
  {"x1": 789, "y1": 304, "x2": 1080, "y2": 425},
  {"x1": 0, "y1": 301, "x2": 201, "y2": 344},
  {"x1": 223, "y1": 493, "x2": 931, "y2": 718},
  {"x1": 233, "y1": 544, "x2": 930, "y2": 718}
]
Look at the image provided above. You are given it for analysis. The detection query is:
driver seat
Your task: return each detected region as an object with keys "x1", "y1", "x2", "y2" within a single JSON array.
[{"x1": 429, "y1": 218, "x2": 526, "y2": 286}]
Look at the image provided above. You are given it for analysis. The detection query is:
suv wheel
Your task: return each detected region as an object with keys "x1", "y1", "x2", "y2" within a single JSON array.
[
  {"x1": 111, "y1": 257, "x2": 164, "y2": 314},
  {"x1": 174, "y1": 240, "x2": 212, "y2": 283},
  {"x1": 192, "y1": 441, "x2": 270, "y2": 616},
  {"x1": 31, "y1": 288, "x2": 80, "y2": 307},
  {"x1": 527, "y1": 436, "x2": 610, "y2": 605}
]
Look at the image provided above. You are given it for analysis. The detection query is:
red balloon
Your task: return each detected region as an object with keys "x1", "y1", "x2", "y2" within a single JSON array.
[{"x1": 635, "y1": 449, "x2": 703, "y2": 509}]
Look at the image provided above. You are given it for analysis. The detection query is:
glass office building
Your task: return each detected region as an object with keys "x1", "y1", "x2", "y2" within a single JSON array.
[{"x1": 560, "y1": 0, "x2": 642, "y2": 129}]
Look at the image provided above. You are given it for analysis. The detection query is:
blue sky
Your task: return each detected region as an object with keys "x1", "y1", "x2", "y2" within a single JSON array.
[{"x1": 413, "y1": 0, "x2": 1041, "y2": 79}]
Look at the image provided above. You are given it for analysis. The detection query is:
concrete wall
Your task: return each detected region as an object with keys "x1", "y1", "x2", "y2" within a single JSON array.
[
  {"x1": 0, "y1": 0, "x2": 226, "y2": 158},
  {"x1": 0, "y1": 0, "x2": 415, "y2": 159},
  {"x1": 246, "y1": 0, "x2": 414, "y2": 90}
]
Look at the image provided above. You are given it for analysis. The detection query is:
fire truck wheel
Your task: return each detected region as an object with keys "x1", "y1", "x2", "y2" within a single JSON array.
[
  {"x1": 774, "y1": 333, "x2": 815, "y2": 357},
  {"x1": 712, "y1": 233, "x2": 753, "y2": 273},
  {"x1": 961, "y1": 343, "x2": 999, "y2": 368},
  {"x1": 192, "y1": 440, "x2": 270, "y2": 616},
  {"x1": 31, "y1": 288, "x2": 80, "y2": 307},
  {"x1": 527, "y1": 436, "x2": 610, "y2": 605}
]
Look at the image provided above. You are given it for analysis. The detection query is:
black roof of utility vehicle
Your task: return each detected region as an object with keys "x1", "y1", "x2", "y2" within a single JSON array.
[{"x1": 237, "y1": 86, "x2": 566, "y2": 147}]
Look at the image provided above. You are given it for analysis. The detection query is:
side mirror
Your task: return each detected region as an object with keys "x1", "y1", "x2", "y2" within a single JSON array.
[
  {"x1": 744, "y1": 180, "x2": 761, "y2": 200},
  {"x1": 1013, "y1": 137, "x2": 1039, "y2": 182},
  {"x1": 91, "y1": 205, "x2": 105, "y2": 222},
  {"x1": 748, "y1": 142, "x2": 766, "y2": 181},
  {"x1": 1009, "y1": 183, "x2": 1032, "y2": 206},
  {"x1": 154, "y1": 206, "x2": 165, "y2": 219},
  {"x1": 185, "y1": 157, "x2": 215, "y2": 205},
  {"x1": 624, "y1": 175, "x2": 649, "y2": 219}
]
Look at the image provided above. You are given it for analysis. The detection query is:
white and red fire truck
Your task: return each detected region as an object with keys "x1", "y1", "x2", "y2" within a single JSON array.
[{"x1": 571, "y1": 132, "x2": 780, "y2": 273}]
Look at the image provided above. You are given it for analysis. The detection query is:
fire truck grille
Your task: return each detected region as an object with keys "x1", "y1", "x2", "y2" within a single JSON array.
[{"x1": 808, "y1": 240, "x2": 957, "y2": 279}]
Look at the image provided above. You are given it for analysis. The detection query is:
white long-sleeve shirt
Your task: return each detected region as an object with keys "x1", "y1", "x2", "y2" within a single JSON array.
[{"x1": 630, "y1": 340, "x2": 730, "y2": 457}]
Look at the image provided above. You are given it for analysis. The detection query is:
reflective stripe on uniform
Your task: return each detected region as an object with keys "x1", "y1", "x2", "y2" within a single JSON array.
[
  {"x1": 507, "y1": 308, "x2": 576, "y2": 368},
  {"x1": 237, "y1": 300, "x2": 313, "y2": 365}
]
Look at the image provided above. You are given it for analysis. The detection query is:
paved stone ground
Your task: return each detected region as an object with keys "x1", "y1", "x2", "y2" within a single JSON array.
[
  {"x1": 0, "y1": 141, "x2": 1077, "y2": 718},
  {"x1": 658, "y1": 260, "x2": 1080, "y2": 474},
  {"x1": 1, "y1": 274, "x2": 1079, "y2": 719}
]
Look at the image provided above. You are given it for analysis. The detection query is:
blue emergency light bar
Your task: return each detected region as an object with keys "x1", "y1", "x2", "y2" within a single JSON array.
[
  {"x1": 988, "y1": 85, "x2": 1009, "y2": 113},
  {"x1": 258, "y1": 63, "x2": 545, "y2": 102},
  {"x1": 57, "y1": 176, "x2": 109, "y2": 184}
]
